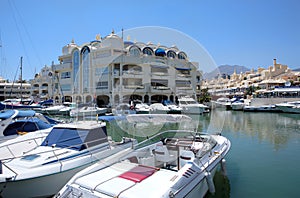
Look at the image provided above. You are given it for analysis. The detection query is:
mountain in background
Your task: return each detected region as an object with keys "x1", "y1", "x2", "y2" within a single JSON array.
[{"x1": 203, "y1": 65, "x2": 250, "y2": 80}]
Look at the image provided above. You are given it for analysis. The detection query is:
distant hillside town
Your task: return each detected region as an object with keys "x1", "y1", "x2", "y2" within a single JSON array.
[{"x1": 202, "y1": 59, "x2": 300, "y2": 100}]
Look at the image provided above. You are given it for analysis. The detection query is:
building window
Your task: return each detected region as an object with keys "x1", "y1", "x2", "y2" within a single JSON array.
[
  {"x1": 73, "y1": 50, "x2": 80, "y2": 92},
  {"x1": 96, "y1": 81, "x2": 108, "y2": 89},
  {"x1": 143, "y1": 47, "x2": 153, "y2": 56},
  {"x1": 178, "y1": 52, "x2": 187, "y2": 60},
  {"x1": 81, "y1": 47, "x2": 90, "y2": 92},
  {"x1": 167, "y1": 50, "x2": 176, "y2": 59},
  {"x1": 61, "y1": 72, "x2": 71, "y2": 79},
  {"x1": 61, "y1": 84, "x2": 71, "y2": 91},
  {"x1": 129, "y1": 46, "x2": 141, "y2": 56}
]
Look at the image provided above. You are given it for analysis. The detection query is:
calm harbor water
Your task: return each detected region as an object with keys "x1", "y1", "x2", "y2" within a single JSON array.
[
  {"x1": 108, "y1": 110, "x2": 300, "y2": 198},
  {"x1": 204, "y1": 110, "x2": 300, "y2": 198},
  {"x1": 58, "y1": 110, "x2": 300, "y2": 198}
]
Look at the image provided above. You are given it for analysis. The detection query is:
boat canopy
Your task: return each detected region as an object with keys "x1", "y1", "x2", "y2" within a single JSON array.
[
  {"x1": 0, "y1": 110, "x2": 15, "y2": 120},
  {"x1": 3, "y1": 118, "x2": 53, "y2": 136},
  {"x1": 41, "y1": 126, "x2": 108, "y2": 151},
  {"x1": 14, "y1": 110, "x2": 36, "y2": 118}
]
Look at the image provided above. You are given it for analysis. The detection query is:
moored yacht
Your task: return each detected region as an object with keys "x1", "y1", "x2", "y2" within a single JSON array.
[
  {"x1": 275, "y1": 101, "x2": 300, "y2": 113},
  {"x1": 178, "y1": 96, "x2": 209, "y2": 114},
  {"x1": 0, "y1": 121, "x2": 136, "y2": 197},
  {"x1": 56, "y1": 114, "x2": 231, "y2": 198}
]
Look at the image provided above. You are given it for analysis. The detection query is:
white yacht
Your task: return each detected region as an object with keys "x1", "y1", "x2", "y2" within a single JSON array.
[
  {"x1": 211, "y1": 97, "x2": 232, "y2": 110},
  {"x1": 56, "y1": 114, "x2": 231, "y2": 198},
  {"x1": 149, "y1": 103, "x2": 170, "y2": 114},
  {"x1": 275, "y1": 101, "x2": 300, "y2": 113},
  {"x1": 70, "y1": 105, "x2": 107, "y2": 117},
  {"x1": 0, "y1": 121, "x2": 136, "y2": 197},
  {"x1": 178, "y1": 96, "x2": 209, "y2": 114}
]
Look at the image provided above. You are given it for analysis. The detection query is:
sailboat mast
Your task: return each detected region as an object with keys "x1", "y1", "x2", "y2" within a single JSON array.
[{"x1": 20, "y1": 56, "x2": 23, "y2": 102}]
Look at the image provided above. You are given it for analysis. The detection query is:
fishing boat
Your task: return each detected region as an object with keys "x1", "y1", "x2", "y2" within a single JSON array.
[
  {"x1": 0, "y1": 120, "x2": 137, "y2": 197},
  {"x1": 56, "y1": 114, "x2": 231, "y2": 198}
]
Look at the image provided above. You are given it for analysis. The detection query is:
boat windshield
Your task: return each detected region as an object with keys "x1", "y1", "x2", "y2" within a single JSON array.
[{"x1": 41, "y1": 127, "x2": 108, "y2": 151}]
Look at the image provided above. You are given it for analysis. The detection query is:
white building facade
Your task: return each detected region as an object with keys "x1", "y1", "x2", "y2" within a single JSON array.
[{"x1": 32, "y1": 32, "x2": 202, "y2": 107}]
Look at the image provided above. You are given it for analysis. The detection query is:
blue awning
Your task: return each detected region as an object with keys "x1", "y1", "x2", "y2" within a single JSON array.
[
  {"x1": 175, "y1": 67, "x2": 191, "y2": 71},
  {"x1": 155, "y1": 48, "x2": 166, "y2": 56}
]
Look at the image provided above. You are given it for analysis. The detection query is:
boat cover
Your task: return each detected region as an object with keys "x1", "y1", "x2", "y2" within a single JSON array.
[
  {"x1": 41, "y1": 125, "x2": 107, "y2": 151},
  {"x1": 2, "y1": 118, "x2": 53, "y2": 136},
  {"x1": 0, "y1": 110, "x2": 15, "y2": 120}
]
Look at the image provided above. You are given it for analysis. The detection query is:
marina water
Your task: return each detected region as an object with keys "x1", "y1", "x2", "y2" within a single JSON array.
[
  {"x1": 79, "y1": 109, "x2": 299, "y2": 198},
  {"x1": 203, "y1": 109, "x2": 300, "y2": 198}
]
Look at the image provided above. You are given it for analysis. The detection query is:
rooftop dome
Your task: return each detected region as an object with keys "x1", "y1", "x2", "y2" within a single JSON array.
[{"x1": 101, "y1": 32, "x2": 124, "y2": 49}]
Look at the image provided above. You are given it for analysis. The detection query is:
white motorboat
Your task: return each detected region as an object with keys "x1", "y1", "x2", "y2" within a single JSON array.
[
  {"x1": 0, "y1": 109, "x2": 58, "y2": 142},
  {"x1": 243, "y1": 104, "x2": 280, "y2": 112},
  {"x1": 56, "y1": 114, "x2": 231, "y2": 198},
  {"x1": 112, "y1": 103, "x2": 136, "y2": 116},
  {"x1": 0, "y1": 121, "x2": 136, "y2": 197},
  {"x1": 178, "y1": 96, "x2": 209, "y2": 114},
  {"x1": 211, "y1": 97, "x2": 232, "y2": 110},
  {"x1": 59, "y1": 102, "x2": 77, "y2": 116},
  {"x1": 231, "y1": 100, "x2": 245, "y2": 111},
  {"x1": 149, "y1": 103, "x2": 170, "y2": 114},
  {"x1": 134, "y1": 102, "x2": 150, "y2": 114},
  {"x1": 70, "y1": 105, "x2": 107, "y2": 117},
  {"x1": 275, "y1": 101, "x2": 300, "y2": 113},
  {"x1": 163, "y1": 100, "x2": 183, "y2": 114}
]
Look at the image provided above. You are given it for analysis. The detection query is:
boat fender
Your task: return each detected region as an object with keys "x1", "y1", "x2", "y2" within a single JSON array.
[
  {"x1": 17, "y1": 131, "x2": 28, "y2": 135},
  {"x1": 221, "y1": 158, "x2": 227, "y2": 176},
  {"x1": 205, "y1": 172, "x2": 215, "y2": 194}
]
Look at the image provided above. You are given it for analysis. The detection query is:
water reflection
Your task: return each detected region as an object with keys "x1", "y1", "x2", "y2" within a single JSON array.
[
  {"x1": 204, "y1": 170, "x2": 231, "y2": 198},
  {"x1": 202, "y1": 110, "x2": 300, "y2": 150}
]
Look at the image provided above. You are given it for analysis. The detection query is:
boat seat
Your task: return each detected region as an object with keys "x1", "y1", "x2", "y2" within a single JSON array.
[
  {"x1": 153, "y1": 145, "x2": 177, "y2": 166},
  {"x1": 179, "y1": 150, "x2": 195, "y2": 168}
]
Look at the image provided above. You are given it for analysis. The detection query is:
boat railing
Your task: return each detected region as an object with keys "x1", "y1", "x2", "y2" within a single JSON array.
[
  {"x1": 0, "y1": 135, "x2": 47, "y2": 160},
  {"x1": 0, "y1": 136, "x2": 124, "y2": 177}
]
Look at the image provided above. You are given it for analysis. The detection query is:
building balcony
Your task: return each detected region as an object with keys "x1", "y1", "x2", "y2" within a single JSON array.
[
  {"x1": 150, "y1": 86, "x2": 171, "y2": 93},
  {"x1": 151, "y1": 72, "x2": 168, "y2": 77},
  {"x1": 122, "y1": 71, "x2": 143, "y2": 77},
  {"x1": 53, "y1": 63, "x2": 71, "y2": 71},
  {"x1": 114, "y1": 85, "x2": 145, "y2": 92}
]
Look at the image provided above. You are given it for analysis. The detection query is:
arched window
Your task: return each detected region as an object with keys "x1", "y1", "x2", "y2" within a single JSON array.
[
  {"x1": 81, "y1": 46, "x2": 90, "y2": 92},
  {"x1": 178, "y1": 52, "x2": 187, "y2": 60},
  {"x1": 167, "y1": 50, "x2": 176, "y2": 59},
  {"x1": 129, "y1": 46, "x2": 141, "y2": 56},
  {"x1": 143, "y1": 47, "x2": 153, "y2": 56},
  {"x1": 73, "y1": 50, "x2": 80, "y2": 92}
]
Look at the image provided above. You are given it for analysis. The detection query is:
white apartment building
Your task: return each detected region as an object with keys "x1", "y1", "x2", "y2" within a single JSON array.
[
  {"x1": 31, "y1": 32, "x2": 202, "y2": 107},
  {"x1": 0, "y1": 76, "x2": 31, "y2": 101}
]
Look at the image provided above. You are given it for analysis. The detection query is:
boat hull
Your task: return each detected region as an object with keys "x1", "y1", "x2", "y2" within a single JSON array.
[{"x1": 0, "y1": 163, "x2": 92, "y2": 198}]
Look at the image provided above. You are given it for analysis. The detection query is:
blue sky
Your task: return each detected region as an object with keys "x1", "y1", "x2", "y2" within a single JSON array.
[{"x1": 0, "y1": 0, "x2": 299, "y2": 80}]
